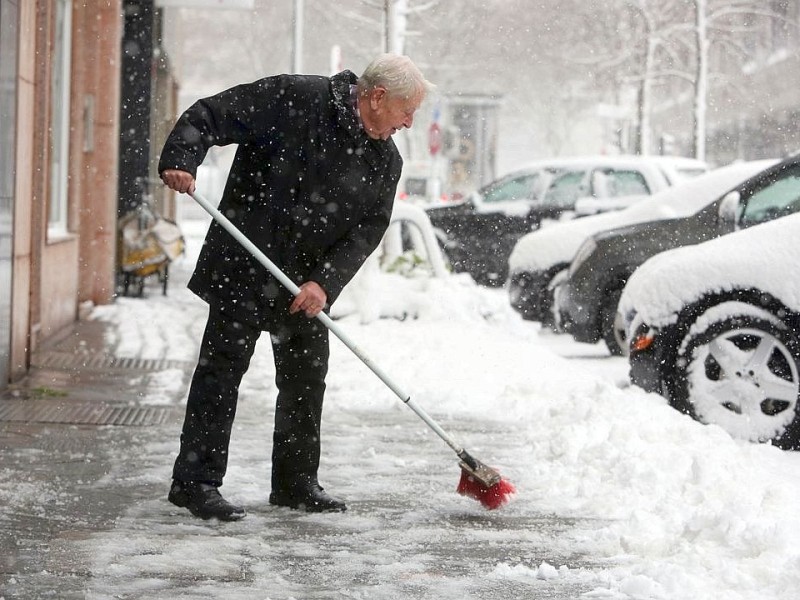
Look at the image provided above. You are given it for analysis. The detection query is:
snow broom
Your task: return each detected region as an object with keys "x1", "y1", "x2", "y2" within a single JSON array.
[{"x1": 190, "y1": 190, "x2": 516, "y2": 510}]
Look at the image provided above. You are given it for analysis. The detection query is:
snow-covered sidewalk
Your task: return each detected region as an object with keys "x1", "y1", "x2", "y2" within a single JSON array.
[{"x1": 3, "y1": 218, "x2": 800, "y2": 599}]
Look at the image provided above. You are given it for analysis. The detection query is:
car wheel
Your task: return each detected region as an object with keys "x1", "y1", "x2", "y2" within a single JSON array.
[
  {"x1": 600, "y1": 287, "x2": 625, "y2": 356},
  {"x1": 673, "y1": 304, "x2": 800, "y2": 449}
]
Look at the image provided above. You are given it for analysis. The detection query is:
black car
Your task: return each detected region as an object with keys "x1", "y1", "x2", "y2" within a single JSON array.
[
  {"x1": 620, "y1": 212, "x2": 800, "y2": 449},
  {"x1": 556, "y1": 155, "x2": 800, "y2": 355},
  {"x1": 426, "y1": 156, "x2": 675, "y2": 286}
]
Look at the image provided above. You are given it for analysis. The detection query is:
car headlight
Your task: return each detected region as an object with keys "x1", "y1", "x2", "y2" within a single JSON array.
[
  {"x1": 629, "y1": 321, "x2": 657, "y2": 353},
  {"x1": 569, "y1": 238, "x2": 597, "y2": 277}
]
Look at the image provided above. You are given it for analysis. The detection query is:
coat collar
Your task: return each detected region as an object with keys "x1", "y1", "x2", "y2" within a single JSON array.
[
  {"x1": 330, "y1": 70, "x2": 363, "y2": 140},
  {"x1": 330, "y1": 70, "x2": 395, "y2": 167}
]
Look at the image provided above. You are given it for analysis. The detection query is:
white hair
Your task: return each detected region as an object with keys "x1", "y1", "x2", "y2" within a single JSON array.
[{"x1": 357, "y1": 53, "x2": 434, "y2": 99}]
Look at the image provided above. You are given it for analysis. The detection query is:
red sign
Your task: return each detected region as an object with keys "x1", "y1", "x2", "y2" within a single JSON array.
[{"x1": 428, "y1": 122, "x2": 442, "y2": 155}]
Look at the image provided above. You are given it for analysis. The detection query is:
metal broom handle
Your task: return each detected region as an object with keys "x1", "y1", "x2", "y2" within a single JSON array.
[{"x1": 190, "y1": 190, "x2": 465, "y2": 455}]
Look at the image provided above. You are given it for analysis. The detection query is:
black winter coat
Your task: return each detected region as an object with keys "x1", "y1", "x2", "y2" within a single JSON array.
[{"x1": 158, "y1": 70, "x2": 402, "y2": 329}]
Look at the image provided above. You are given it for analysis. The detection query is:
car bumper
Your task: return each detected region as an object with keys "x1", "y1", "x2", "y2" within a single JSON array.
[
  {"x1": 627, "y1": 324, "x2": 667, "y2": 395},
  {"x1": 554, "y1": 281, "x2": 599, "y2": 344},
  {"x1": 439, "y1": 234, "x2": 511, "y2": 286},
  {"x1": 508, "y1": 271, "x2": 554, "y2": 321}
]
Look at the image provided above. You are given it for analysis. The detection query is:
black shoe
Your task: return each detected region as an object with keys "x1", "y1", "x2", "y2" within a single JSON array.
[
  {"x1": 269, "y1": 482, "x2": 347, "y2": 513},
  {"x1": 168, "y1": 480, "x2": 246, "y2": 521}
]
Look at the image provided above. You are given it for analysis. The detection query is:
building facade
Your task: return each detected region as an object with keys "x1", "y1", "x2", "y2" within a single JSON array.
[
  {"x1": 0, "y1": 0, "x2": 123, "y2": 389},
  {"x1": 0, "y1": 0, "x2": 181, "y2": 393}
]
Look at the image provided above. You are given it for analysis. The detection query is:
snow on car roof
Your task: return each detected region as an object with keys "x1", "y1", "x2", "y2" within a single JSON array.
[
  {"x1": 508, "y1": 160, "x2": 775, "y2": 274},
  {"x1": 512, "y1": 154, "x2": 703, "y2": 171},
  {"x1": 620, "y1": 211, "x2": 800, "y2": 329},
  {"x1": 647, "y1": 155, "x2": 709, "y2": 166}
]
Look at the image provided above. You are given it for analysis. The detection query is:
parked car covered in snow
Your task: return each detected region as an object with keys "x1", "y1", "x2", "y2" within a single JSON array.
[
  {"x1": 331, "y1": 201, "x2": 449, "y2": 322},
  {"x1": 507, "y1": 161, "x2": 767, "y2": 327},
  {"x1": 427, "y1": 155, "x2": 702, "y2": 287},
  {"x1": 573, "y1": 155, "x2": 710, "y2": 215},
  {"x1": 554, "y1": 156, "x2": 795, "y2": 355},
  {"x1": 620, "y1": 211, "x2": 800, "y2": 449}
]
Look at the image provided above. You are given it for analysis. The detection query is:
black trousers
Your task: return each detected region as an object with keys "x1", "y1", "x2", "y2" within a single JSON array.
[{"x1": 172, "y1": 306, "x2": 329, "y2": 490}]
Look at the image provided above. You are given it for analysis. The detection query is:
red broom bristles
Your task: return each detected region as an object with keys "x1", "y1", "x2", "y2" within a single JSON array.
[{"x1": 457, "y1": 469, "x2": 516, "y2": 510}]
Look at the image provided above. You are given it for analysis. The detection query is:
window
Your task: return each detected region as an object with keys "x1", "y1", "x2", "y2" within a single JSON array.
[
  {"x1": 542, "y1": 171, "x2": 586, "y2": 208},
  {"x1": 740, "y1": 165, "x2": 800, "y2": 227},
  {"x1": 481, "y1": 173, "x2": 542, "y2": 204},
  {"x1": 48, "y1": 0, "x2": 72, "y2": 237},
  {"x1": 593, "y1": 169, "x2": 650, "y2": 197}
]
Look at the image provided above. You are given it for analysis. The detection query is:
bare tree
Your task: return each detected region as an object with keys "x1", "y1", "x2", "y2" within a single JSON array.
[
  {"x1": 694, "y1": 0, "x2": 710, "y2": 160},
  {"x1": 561, "y1": 0, "x2": 783, "y2": 158},
  {"x1": 689, "y1": 0, "x2": 782, "y2": 160},
  {"x1": 163, "y1": 0, "x2": 795, "y2": 168}
]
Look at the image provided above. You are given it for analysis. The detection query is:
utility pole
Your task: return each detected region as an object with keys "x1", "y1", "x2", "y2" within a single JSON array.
[
  {"x1": 383, "y1": 0, "x2": 393, "y2": 53},
  {"x1": 292, "y1": 0, "x2": 304, "y2": 73},
  {"x1": 383, "y1": 0, "x2": 406, "y2": 54}
]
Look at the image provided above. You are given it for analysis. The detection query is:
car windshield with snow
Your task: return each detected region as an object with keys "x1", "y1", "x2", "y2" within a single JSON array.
[{"x1": 620, "y1": 207, "x2": 800, "y2": 450}]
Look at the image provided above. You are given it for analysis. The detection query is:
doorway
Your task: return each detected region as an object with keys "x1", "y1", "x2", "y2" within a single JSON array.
[{"x1": 0, "y1": 0, "x2": 19, "y2": 389}]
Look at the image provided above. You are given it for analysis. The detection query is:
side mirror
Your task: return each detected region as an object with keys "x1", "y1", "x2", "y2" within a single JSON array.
[
  {"x1": 574, "y1": 196, "x2": 602, "y2": 216},
  {"x1": 718, "y1": 190, "x2": 741, "y2": 226}
]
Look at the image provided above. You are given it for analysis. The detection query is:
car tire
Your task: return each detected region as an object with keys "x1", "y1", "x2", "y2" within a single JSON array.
[
  {"x1": 672, "y1": 303, "x2": 800, "y2": 449},
  {"x1": 600, "y1": 287, "x2": 625, "y2": 356}
]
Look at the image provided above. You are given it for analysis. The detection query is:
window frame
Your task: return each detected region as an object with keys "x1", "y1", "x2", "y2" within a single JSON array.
[
  {"x1": 740, "y1": 164, "x2": 800, "y2": 228},
  {"x1": 47, "y1": 0, "x2": 72, "y2": 239}
]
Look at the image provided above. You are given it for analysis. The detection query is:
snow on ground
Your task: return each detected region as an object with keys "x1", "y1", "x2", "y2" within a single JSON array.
[{"x1": 82, "y1": 219, "x2": 800, "y2": 599}]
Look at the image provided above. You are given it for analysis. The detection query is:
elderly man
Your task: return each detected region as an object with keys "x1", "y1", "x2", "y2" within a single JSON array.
[{"x1": 160, "y1": 54, "x2": 432, "y2": 521}]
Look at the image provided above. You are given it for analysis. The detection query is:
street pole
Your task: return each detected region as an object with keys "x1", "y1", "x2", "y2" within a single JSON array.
[
  {"x1": 383, "y1": 0, "x2": 406, "y2": 54},
  {"x1": 292, "y1": 0, "x2": 304, "y2": 73},
  {"x1": 383, "y1": 0, "x2": 394, "y2": 53}
]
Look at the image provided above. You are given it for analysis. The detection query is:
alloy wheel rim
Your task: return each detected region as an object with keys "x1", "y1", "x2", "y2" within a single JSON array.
[{"x1": 687, "y1": 327, "x2": 799, "y2": 442}]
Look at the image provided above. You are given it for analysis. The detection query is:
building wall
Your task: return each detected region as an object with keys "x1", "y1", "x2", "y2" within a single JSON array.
[
  {"x1": 73, "y1": 3, "x2": 121, "y2": 307},
  {"x1": 7, "y1": 0, "x2": 123, "y2": 382},
  {"x1": 31, "y1": 0, "x2": 81, "y2": 349},
  {"x1": 151, "y1": 35, "x2": 179, "y2": 220},
  {"x1": 10, "y1": 0, "x2": 35, "y2": 379}
]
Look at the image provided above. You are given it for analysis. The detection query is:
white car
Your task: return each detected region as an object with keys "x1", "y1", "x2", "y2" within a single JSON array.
[
  {"x1": 507, "y1": 160, "x2": 773, "y2": 326},
  {"x1": 574, "y1": 155, "x2": 710, "y2": 215},
  {"x1": 331, "y1": 201, "x2": 450, "y2": 322},
  {"x1": 648, "y1": 154, "x2": 712, "y2": 182},
  {"x1": 427, "y1": 154, "x2": 706, "y2": 287},
  {"x1": 621, "y1": 180, "x2": 800, "y2": 449}
]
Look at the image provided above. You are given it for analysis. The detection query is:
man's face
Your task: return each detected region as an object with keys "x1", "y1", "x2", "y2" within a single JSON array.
[{"x1": 362, "y1": 87, "x2": 424, "y2": 141}]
